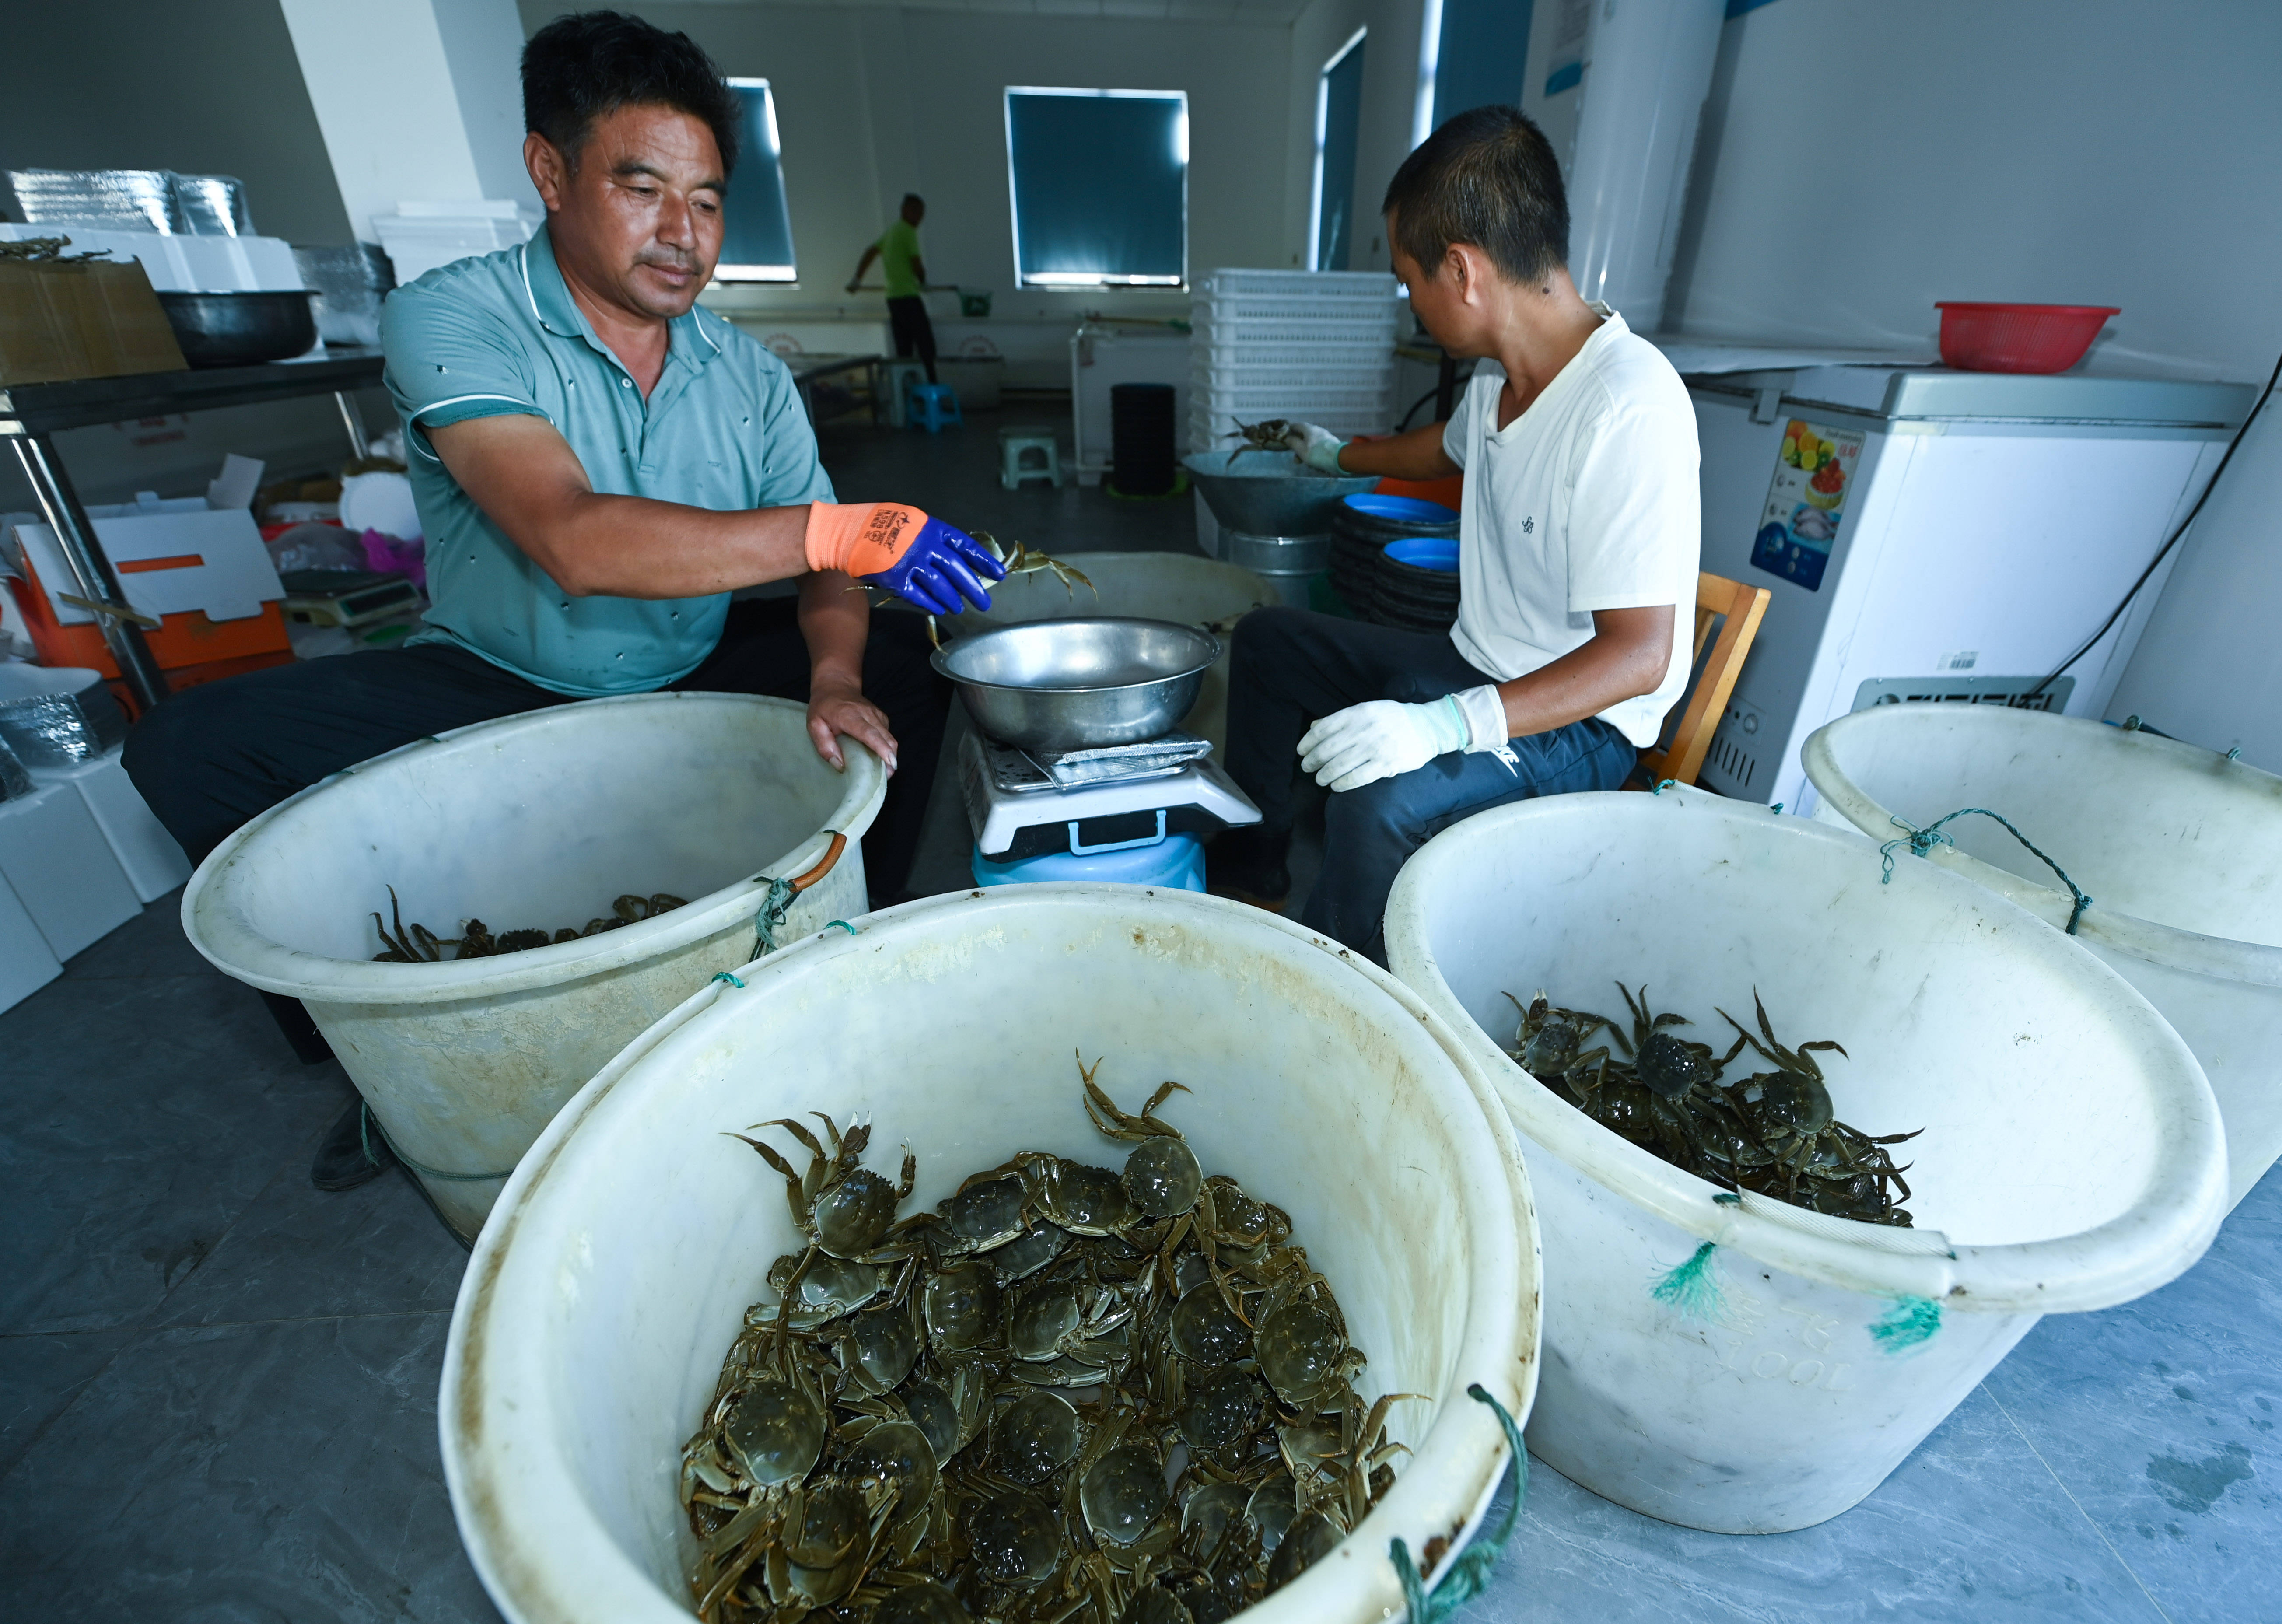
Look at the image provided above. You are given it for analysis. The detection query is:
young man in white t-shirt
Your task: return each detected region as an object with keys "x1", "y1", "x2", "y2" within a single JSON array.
[{"x1": 1214, "y1": 105, "x2": 1700, "y2": 962}]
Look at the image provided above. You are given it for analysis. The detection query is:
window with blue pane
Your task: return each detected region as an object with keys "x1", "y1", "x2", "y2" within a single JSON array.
[
  {"x1": 1004, "y1": 89, "x2": 1187, "y2": 288},
  {"x1": 716, "y1": 79, "x2": 797, "y2": 283},
  {"x1": 1414, "y1": 0, "x2": 1533, "y2": 143},
  {"x1": 1313, "y1": 30, "x2": 1367, "y2": 271}
]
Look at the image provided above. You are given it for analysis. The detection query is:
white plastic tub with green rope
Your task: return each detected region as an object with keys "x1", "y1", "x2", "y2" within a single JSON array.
[
  {"x1": 440, "y1": 884, "x2": 1540, "y2": 1624},
  {"x1": 184, "y1": 693, "x2": 883, "y2": 1241},
  {"x1": 1384, "y1": 788, "x2": 2226, "y2": 1534},
  {"x1": 1805, "y1": 703, "x2": 2282, "y2": 1211}
]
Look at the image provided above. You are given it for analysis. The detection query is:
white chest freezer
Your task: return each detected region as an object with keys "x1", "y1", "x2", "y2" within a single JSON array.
[{"x1": 1684, "y1": 365, "x2": 2256, "y2": 814}]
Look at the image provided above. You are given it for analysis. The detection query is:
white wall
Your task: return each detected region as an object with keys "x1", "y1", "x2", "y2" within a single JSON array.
[
  {"x1": 1284, "y1": 0, "x2": 1432, "y2": 275},
  {"x1": 1666, "y1": 0, "x2": 2282, "y2": 375},
  {"x1": 524, "y1": 3, "x2": 1294, "y2": 314},
  {"x1": 0, "y1": 0, "x2": 351, "y2": 244},
  {"x1": 1662, "y1": 0, "x2": 2282, "y2": 767}
]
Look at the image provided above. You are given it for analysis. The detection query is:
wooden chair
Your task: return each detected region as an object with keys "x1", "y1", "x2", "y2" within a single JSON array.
[{"x1": 1627, "y1": 570, "x2": 1771, "y2": 790}]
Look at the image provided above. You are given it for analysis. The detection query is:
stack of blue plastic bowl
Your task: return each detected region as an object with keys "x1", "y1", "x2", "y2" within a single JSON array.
[{"x1": 1330, "y1": 494, "x2": 1461, "y2": 630}]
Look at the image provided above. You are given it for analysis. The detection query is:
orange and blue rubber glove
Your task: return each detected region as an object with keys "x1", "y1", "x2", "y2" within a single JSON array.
[{"x1": 804, "y1": 502, "x2": 1004, "y2": 614}]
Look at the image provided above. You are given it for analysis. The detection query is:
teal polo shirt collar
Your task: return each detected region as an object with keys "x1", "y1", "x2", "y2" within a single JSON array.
[
  {"x1": 515, "y1": 225, "x2": 724, "y2": 393},
  {"x1": 378, "y1": 223, "x2": 836, "y2": 698}
]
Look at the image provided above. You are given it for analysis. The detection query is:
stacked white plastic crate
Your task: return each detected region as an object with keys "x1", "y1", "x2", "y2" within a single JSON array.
[{"x1": 1187, "y1": 270, "x2": 1401, "y2": 458}]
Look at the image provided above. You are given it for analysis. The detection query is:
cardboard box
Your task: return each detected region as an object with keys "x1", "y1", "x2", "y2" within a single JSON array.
[
  {"x1": 0, "y1": 255, "x2": 188, "y2": 385},
  {"x1": 0, "y1": 460, "x2": 294, "y2": 715}
]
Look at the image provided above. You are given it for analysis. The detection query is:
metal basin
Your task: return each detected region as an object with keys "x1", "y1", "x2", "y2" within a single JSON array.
[
  {"x1": 1182, "y1": 448, "x2": 1379, "y2": 536},
  {"x1": 931, "y1": 616, "x2": 1221, "y2": 752},
  {"x1": 157, "y1": 290, "x2": 316, "y2": 367}
]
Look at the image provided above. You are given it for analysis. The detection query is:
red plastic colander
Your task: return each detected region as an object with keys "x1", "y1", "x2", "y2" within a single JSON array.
[{"x1": 1935, "y1": 302, "x2": 2121, "y2": 374}]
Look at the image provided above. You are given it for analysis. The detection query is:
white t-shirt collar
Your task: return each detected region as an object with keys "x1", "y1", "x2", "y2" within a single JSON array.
[{"x1": 1488, "y1": 303, "x2": 1626, "y2": 441}]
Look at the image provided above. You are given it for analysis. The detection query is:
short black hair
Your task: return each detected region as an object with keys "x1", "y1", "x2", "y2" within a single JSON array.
[
  {"x1": 1382, "y1": 105, "x2": 1568, "y2": 285},
  {"x1": 522, "y1": 10, "x2": 740, "y2": 176}
]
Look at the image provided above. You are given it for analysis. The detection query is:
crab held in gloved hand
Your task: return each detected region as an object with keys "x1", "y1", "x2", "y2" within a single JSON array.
[{"x1": 803, "y1": 500, "x2": 1006, "y2": 614}]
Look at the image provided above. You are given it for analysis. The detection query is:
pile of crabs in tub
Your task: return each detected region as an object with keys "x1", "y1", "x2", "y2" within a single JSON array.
[{"x1": 182, "y1": 581, "x2": 2278, "y2": 1623}]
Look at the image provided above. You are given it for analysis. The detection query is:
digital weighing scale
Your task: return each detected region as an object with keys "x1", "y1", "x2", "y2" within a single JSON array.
[{"x1": 959, "y1": 729, "x2": 1260, "y2": 865}]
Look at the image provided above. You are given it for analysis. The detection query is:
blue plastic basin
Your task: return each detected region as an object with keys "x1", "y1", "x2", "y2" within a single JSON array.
[
  {"x1": 1343, "y1": 494, "x2": 1459, "y2": 525},
  {"x1": 1385, "y1": 537, "x2": 1460, "y2": 572}
]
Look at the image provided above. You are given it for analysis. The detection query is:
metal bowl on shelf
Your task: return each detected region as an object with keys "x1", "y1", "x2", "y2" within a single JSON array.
[
  {"x1": 931, "y1": 616, "x2": 1222, "y2": 753},
  {"x1": 156, "y1": 290, "x2": 317, "y2": 367}
]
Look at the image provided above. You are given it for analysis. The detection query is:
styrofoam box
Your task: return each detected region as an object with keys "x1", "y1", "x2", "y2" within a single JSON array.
[
  {"x1": 0, "y1": 869, "x2": 63, "y2": 1015},
  {"x1": 0, "y1": 223, "x2": 303, "y2": 293},
  {"x1": 29, "y1": 747, "x2": 191, "y2": 903},
  {"x1": 0, "y1": 778, "x2": 140, "y2": 960}
]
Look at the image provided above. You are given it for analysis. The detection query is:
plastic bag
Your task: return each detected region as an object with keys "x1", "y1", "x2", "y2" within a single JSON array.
[{"x1": 265, "y1": 521, "x2": 365, "y2": 574}]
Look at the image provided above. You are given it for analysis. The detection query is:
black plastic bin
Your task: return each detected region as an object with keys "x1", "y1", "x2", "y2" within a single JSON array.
[{"x1": 1109, "y1": 383, "x2": 1178, "y2": 496}]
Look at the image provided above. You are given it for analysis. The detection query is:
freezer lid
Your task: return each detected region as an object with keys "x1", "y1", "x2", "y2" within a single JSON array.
[
  {"x1": 1688, "y1": 358, "x2": 2254, "y2": 429},
  {"x1": 1694, "y1": 364, "x2": 2255, "y2": 426},
  {"x1": 1873, "y1": 370, "x2": 2254, "y2": 425}
]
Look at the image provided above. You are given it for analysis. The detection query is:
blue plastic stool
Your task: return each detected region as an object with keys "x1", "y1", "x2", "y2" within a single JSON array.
[
  {"x1": 971, "y1": 817, "x2": 1204, "y2": 891},
  {"x1": 906, "y1": 381, "x2": 962, "y2": 434}
]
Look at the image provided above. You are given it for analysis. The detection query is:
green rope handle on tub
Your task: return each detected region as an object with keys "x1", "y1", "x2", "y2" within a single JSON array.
[
  {"x1": 359, "y1": 1103, "x2": 515, "y2": 1183},
  {"x1": 1879, "y1": 807, "x2": 2093, "y2": 934},
  {"x1": 1388, "y1": 1384, "x2": 1529, "y2": 1621},
  {"x1": 752, "y1": 874, "x2": 799, "y2": 956},
  {"x1": 713, "y1": 971, "x2": 746, "y2": 989}
]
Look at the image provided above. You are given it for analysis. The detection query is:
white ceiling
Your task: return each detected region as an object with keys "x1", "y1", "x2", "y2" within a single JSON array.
[{"x1": 669, "y1": 0, "x2": 1313, "y2": 24}]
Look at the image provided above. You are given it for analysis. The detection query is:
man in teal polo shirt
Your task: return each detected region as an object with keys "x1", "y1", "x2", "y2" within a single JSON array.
[{"x1": 125, "y1": 10, "x2": 1001, "y2": 1191}]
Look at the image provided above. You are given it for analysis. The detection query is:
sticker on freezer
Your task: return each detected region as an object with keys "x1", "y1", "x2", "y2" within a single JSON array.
[{"x1": 1750, "y1": 419, "x2": 1862, "y2": 592}]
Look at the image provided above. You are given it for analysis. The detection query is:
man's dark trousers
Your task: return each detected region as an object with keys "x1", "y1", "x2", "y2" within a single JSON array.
[
  {"x1": 887, "y1": 295, "x2": 938, "y2": 385},
  {"x1": 124, "y1": 597, "x2": 950, "y2": 901},
  {"x1": 1222, "y1": 606, "x2": 1636, "y2": 963}
]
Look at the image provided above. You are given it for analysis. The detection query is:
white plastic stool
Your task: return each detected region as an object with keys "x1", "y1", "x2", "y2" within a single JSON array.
[{"x1": 999, "y1": 427, "x2": 1061, "y2": 491}]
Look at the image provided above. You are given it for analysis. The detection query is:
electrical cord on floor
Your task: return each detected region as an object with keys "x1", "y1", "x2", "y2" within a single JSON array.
[{"x1": 2023, "y1": 346, "x2": 2282, "y2": 704}]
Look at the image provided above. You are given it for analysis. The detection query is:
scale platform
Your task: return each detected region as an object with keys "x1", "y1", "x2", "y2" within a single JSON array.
[{"x1": 960, "y1": 730, "x2": 1260, "y2": 862}]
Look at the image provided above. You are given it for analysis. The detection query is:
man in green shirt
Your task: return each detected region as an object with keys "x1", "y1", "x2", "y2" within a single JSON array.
[
  {"x1": 124, "y1": 11, "x2": 1001, "y2": 1190},
  {"x1": 849, "y1": 194, "x2": 936, "y2": 385}
]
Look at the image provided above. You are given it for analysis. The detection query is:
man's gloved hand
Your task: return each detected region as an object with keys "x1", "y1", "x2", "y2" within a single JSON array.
[
  {"x1": 1279, "y1": 421, "x2": 1348, "y2": 475},
  {"x1": 1298, "y1": 686, "x2": 1508, "y2": 793},
  {"x1": 804, "y1": 502, "x2": 1006, "y2": 614}
]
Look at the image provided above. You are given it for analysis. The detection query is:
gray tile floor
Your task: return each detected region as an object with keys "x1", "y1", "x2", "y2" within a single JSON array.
[
  {"x1": 7, "y1": 886, "x2": 2276, "y2": 1621},
  {"x1": 5, "y1": 414, "x2": 2273, "y2": 1618}
]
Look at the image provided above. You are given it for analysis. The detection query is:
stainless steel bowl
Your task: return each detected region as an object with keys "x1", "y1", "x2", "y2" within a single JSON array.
[{"x1": 931, "y1": 616, "x2": 1222, "y2": 752}]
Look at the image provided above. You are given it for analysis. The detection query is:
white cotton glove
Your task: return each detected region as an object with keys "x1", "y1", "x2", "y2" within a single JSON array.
[
  {"x1": 1298, "y1": 686, "x2": 1507, "y2": 792},
  {"x1": 1279, "y1": 421, "x2": 1349, "y2": 475}
]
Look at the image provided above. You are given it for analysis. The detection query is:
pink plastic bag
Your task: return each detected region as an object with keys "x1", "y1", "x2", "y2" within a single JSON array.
[{"x1": 359, "y1": 527, "x2": 427, "y2": 591}]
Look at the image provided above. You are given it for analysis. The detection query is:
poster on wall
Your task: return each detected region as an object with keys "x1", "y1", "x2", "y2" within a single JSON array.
[{"x1": 1750, "y1": 419, "x2": 1862, "y2": 592}]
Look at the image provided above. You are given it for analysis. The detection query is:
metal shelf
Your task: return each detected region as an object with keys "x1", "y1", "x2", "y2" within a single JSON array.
[
  {"x1": 0, "y1": 350, "x2": 387, "y2": 711},
  {"x1": 0, "y1": 350, "x2": 384, "y2": 438}
]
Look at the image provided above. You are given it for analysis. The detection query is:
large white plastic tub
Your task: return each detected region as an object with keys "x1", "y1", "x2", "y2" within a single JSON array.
[
  {"x1": 1385, "y1": 790, "x2": 2225, "y2": 1533},
  {"x1": 961, "y1": 550, "x2": 1271, "y2": 751},
  {"x1": 1805, "y1": 705, "x2": 2282, "y2": 1209},
  {"x1": 184, "y1": 694, "x2": 883, "y2": 1239},
  {"x1": 442, "y1": 885, "x2": 1537, "y2": 1624}
]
